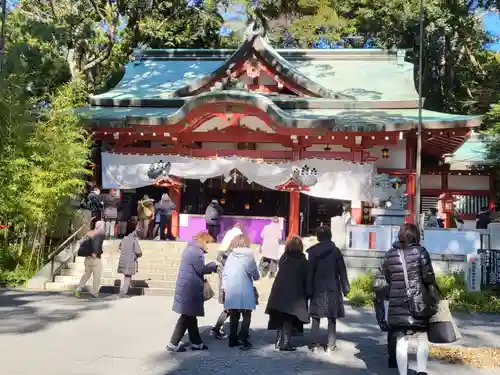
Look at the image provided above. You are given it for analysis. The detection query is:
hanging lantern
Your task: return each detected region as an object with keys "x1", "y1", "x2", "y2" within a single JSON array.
[
  {"x1": 381, "y1": 147, "x2": 389, "y2": 159},
  {"x1": 244, "y1": 203, "x2": 250, "y2": 210},
  {"x1": 220, "y1": 199, "x2": 226, "y2": 205},
  {"x1": 258, "y1": 198, "x2": 263, "y2": 204},
  {"x1": 222, "y1": 188, "x2": 227, "y2": 194}
]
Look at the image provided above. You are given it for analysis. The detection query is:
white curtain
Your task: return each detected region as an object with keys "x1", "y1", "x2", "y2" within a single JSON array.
[{"x1": 101, "y1": 152, "x2": 374, "y2": 201}]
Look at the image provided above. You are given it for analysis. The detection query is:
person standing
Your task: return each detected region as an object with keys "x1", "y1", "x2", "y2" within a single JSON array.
[
  {"x1": 307, "y1": 225, "x2": 350, "y2": 353},
  {"x1": 117, "y1": 228, "x2": 143, "y2": 297},
  {"x1": 205, "y1": 199, "x2": 223, "y2": 242},
  {"x1": 265, "y1": 236, "x2": 309, "y2": 351},
  {"x1": 87, "y1": 187, "x2": 103, "y2": 226},
  {"x1": 74, "y1": 220, "x2": 106, "y2": 298},
  {"x1": 167, "y1": 232, "x2": 218, "y2": 352},
  {"x1": 383, "y1": 223, "x2": 437, "y2": 375},
  {"x1": 137, "y1": 195, "x2": 154, "y2": 239},
  {"x1": 222, "y1": 234, "x2": 260, "y2": 349},
  {"x1": 155, "y1": 193, "x2": 176, "y2": 240},
  {"x1": 211, "y1": 223, "x2": 243, "y2": 339},
  {"x1": 373, "y1": 240, "x2": 400, "y2": 368},
  {"x1": 117, "y1": 198, "x2": 131, "y2": 239},
  {"x1": 102, "y1": 188, "x2": 120, "y2": 239},
  {"x1": 259, "y1": 217, "x2": 282, "y2": 278},
  {"x1": 476, "y1": 206, "x2": 491, "y2": 229}
]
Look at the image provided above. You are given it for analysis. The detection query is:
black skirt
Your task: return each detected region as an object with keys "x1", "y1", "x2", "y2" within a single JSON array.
[{"x1": 309, "y1": 291, "x2": 345, "y2": 319}]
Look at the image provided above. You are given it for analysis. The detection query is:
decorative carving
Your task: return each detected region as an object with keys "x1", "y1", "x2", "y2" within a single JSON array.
[
  {"x1": 372, "y1": 174, "x2": 406, "y2": 209},
  {"x1": 276, "y1": 165, "x2": 319, "y2": 191},
  {"x1": 147, "y1": 160, "x2": 171, "y2": 180}
]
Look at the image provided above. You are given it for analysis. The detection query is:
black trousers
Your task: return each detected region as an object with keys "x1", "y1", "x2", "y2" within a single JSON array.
[
  {"x1": 387, "y1": 329, "x2": 398, "y2": 361},
  {"x1": 207, "y1": 224, "x2": 220, "y2": 242},
  {"x1": 159, "y1": 215, "x2": 174, "y2": 240},
  {"x1": 229, "y1": 310, "x2": 251, "y2": 343},
  {"x1": 170, "y1": 315, "x2": 202, "y2": 346}
]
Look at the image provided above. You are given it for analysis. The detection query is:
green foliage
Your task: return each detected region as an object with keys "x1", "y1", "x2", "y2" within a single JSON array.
[
  {"x1": 346, "y1": 272, "x2": 500, "y2": 313},
  {"x1": 0, "y1": 77, "x2": 90, "y2": 284},
  {"x1": 346, "y1": 272, "x2": 374, "y2": 307},
  {"x1": 436, "y1": 273, "x2": 500, "y2": 313}
]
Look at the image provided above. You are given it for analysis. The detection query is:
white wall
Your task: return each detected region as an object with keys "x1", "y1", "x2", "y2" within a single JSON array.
[
  {"x1": 422, "y1": 175, "x2": 442, "y2": 189},
  {"x1": 448, "y1": 175, "x2": 489, "y2": 190},
  {"x1": 370, "y1": 139, "x2": 407, "y2": 169}
]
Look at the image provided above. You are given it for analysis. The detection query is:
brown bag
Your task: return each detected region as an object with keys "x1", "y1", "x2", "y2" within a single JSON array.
[{"x1": 203, "y1": 279, "x2": 215, "y2": 301}]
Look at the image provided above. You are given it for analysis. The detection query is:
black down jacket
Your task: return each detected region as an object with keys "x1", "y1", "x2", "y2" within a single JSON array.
[{"x1": 382, "y1": 244, "x2": 436, "y2": 330}]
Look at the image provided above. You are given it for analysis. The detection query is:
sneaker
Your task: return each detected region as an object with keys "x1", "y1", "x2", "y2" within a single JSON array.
[
  {"x1": 191, "y1": 343, "x2": 208, "y2": 351},
  {"x1": 91, "y1": 294, "x2": 99, "y2": 299},
  {"x1": 326, "y1": 346, "x2": 337, "y2": 354},
  {"x1": 310, "y1": 344, "x2": 322, "y2": 353},
  {"x1": 166, "y1": 343, "x2": 186, "y2": 352},
  {"x1": 211, "y1": 328, "x2": 227, "y2": 340},
  {"x1": 241, "y1": 339, "x2": 252, "y2": 349},
  {"x1": 74, "y1": 289, "x2": 81, "y2": 298},
  {"x1": 228, "y1": 340, "x2": 241, "y2": 348}
]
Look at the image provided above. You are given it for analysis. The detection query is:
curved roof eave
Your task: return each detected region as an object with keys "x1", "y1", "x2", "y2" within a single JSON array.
[{"x1": 169, "y1": 34, "x2": 354, "y2": 100}]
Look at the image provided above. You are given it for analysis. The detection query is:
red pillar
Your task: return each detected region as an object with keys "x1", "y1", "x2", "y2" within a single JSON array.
[
  {"x1": 405, "y1": 136, "x2": 417, "y2": 223},
  {"x1": 288, "y1": 191, "x2": 300, "y2": 237},
  {"x1": 489, "y1": 174, "x2": 496, "y2": 210},
  {"x1": 169, "y1": 182, "x2": 182, "y2": 238},
  {"x1": 406, "y1": 174, "x2": 416, "y2": 223}
]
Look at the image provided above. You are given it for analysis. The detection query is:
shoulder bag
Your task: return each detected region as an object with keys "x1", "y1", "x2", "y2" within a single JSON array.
[{"x1": 398, "y1": 249, "x2": 438, "y2": 319}]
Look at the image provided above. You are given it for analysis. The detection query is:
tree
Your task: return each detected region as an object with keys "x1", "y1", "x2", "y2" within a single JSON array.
[{"x1": 4, "y1": 0, "x2": 227, "y2": 97}]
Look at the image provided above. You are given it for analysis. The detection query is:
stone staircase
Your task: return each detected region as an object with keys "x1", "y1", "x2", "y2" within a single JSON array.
[{"x1": 44, "y1": 240, "x2": 274, "y2": 301}]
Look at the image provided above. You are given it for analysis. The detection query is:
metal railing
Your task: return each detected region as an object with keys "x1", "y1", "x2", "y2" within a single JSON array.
[{"x1": 47, "y1": 221, "x2": 90, "y2": 281}]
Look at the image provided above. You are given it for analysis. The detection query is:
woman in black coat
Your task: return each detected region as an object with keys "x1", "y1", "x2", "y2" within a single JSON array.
[
  {"x1": 382, "y1": 223, "x2": 437, "y2": 375},
  {"x1": 307, "y1": 226, "x2": 350, "y2": 353},
  {"x1": 265, "y1": 236, "x2": 309, "y2": 352}
]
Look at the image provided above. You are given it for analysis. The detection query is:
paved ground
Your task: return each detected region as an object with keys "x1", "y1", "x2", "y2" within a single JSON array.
[{"x1": 1, "y1": 289, "x2": 499, "y2": 375}]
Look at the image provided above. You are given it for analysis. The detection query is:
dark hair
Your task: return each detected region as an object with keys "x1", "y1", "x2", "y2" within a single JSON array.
[
  {"x1": 429, "y1": 208, "x2": 437, "y2": 215},
  {"x1": 316, "y1": 225, "x2": 332, "y2": 242},
  {"x1": 398, "y1": 223, "x2": 420, "y2": 248},
  {"x1": 481, "y1": 206, "x2": 489, "y2": 211},
  {"x1": 284, "y1": 236, "x2": 303, "y2": 254}
]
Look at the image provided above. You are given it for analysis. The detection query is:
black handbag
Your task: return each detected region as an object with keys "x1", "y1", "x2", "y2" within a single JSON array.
[
  {"x1": 77, "y1": 237, "x2": 93, "y2": 257},
  {"x1": 398, "y1": 249, "x2": 438, "y2": 319}
]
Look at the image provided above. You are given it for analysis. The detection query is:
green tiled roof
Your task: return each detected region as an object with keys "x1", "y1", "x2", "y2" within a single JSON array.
[
  {"x1": 447, "y1": 133, "x2": 492, "y2": 167},
  {"x1": 291, "y1": 60, "x2": 417, "y2": 101},
  {"x1": 90, "y1": 59, "x2": 225, "y2": 101},
  {"x1": 79, "y1": 101, "x2": 481, "y2": 131},
  {"x1": 90, "y1": 44, "x2": 417, "y2": 103}
]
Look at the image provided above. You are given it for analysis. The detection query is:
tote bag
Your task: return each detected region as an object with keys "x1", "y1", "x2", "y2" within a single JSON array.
[
  {"x1": 427, "y1": 299, "x2": 461, "y2": 344},
  {"x1": 203, "y1": 279, "x2": 215, "y2": 301}
]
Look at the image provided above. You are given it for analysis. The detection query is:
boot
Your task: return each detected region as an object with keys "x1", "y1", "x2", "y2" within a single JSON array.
[
  {"x1": 280, "y1": 323, "x2": 296, "y2": 352},
  {"x1": 326, "y1": 318, "x2": 337, "y2": 353},
  {"x1": 388, "y1": 357, "x2": 397, "y2": 368},
  {"x1": 274, "y1": 330, "x2": 282, "y2": 351}
]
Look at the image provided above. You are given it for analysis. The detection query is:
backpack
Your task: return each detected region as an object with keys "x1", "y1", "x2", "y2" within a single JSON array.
[{"x1": 77, "y1": 237, "x2": 93, "y2": 257}]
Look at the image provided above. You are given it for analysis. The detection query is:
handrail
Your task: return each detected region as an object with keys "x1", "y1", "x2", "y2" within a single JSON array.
[{"x1": 47, "y1": 220, "x2": 91, "y2": 260}]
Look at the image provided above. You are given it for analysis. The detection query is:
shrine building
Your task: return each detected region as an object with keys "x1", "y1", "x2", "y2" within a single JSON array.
[{"x1": 79, "y1": 31, "x2": 492, "y2": 241}]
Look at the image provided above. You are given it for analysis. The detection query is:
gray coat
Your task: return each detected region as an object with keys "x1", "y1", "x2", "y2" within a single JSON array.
[
  {"x1": 172, "y1": 241, "x2": 218, "y2": 317},
  {"x1": 117, "y1": 233, "x2": 142, "y2": 275},
  {"x1": 103, "y1": 193, "x2": 120, "y2": 220}
]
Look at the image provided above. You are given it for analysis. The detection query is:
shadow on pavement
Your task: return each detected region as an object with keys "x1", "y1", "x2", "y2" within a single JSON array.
[{"x1": 0, "y1": 288, "x2": 113, "y2": 335}]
